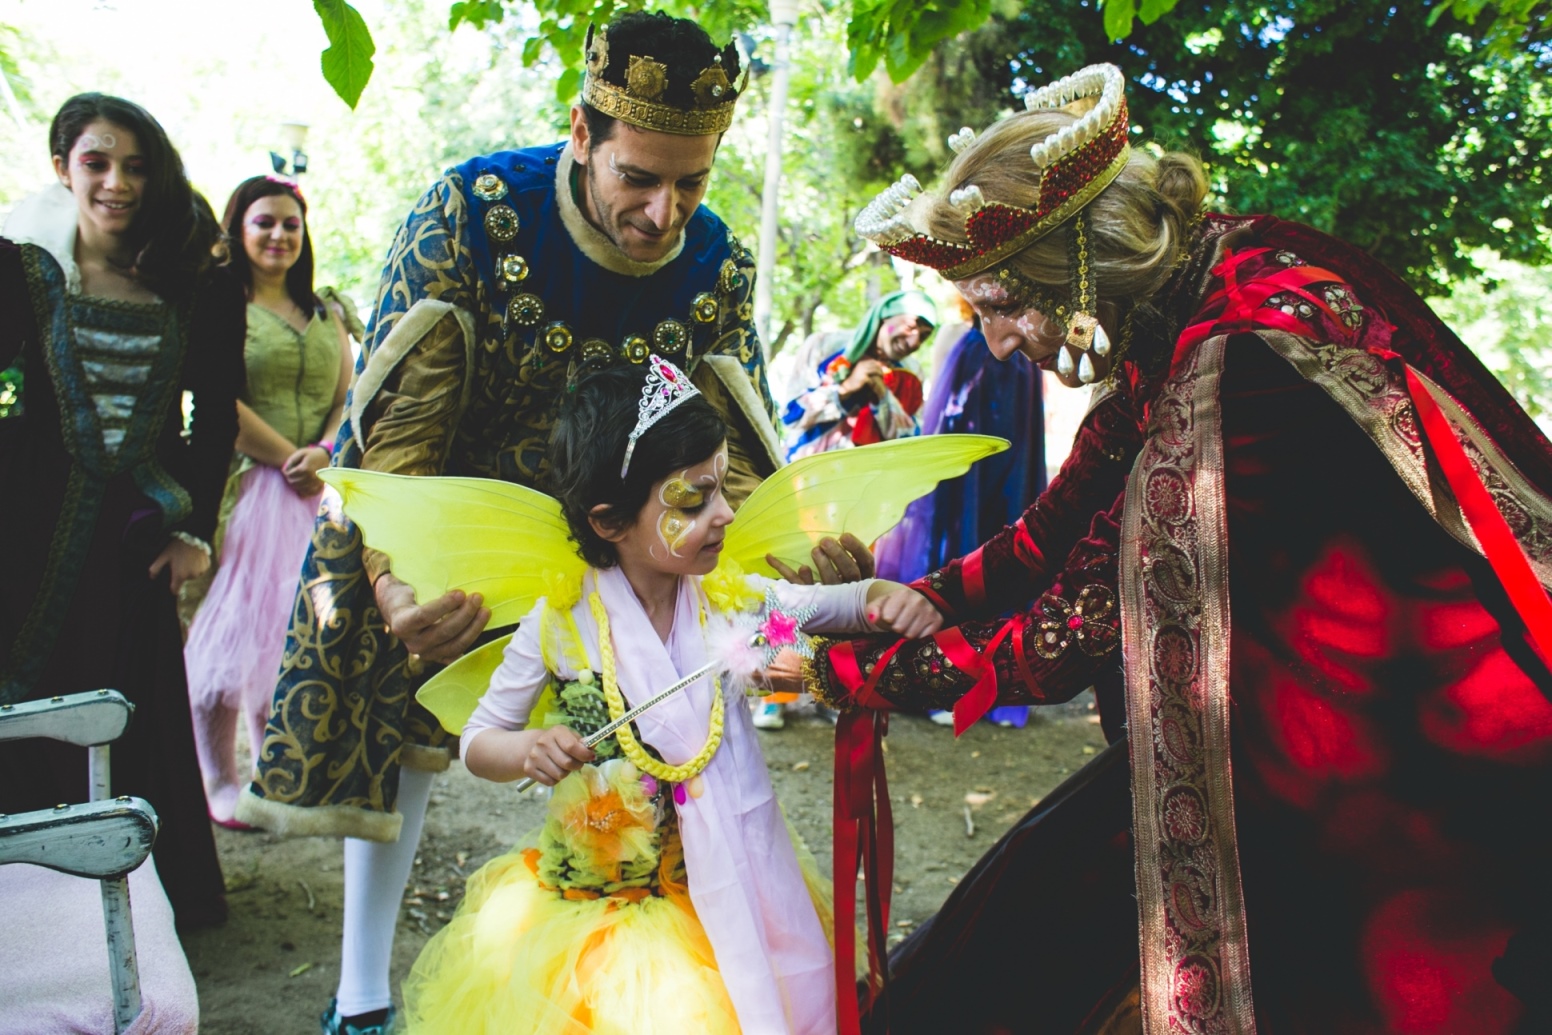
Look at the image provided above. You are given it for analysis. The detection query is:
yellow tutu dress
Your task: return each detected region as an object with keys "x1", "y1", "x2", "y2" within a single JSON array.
[{"x1": 401, "y1": 680, "x2": 833, "y2": 1034}]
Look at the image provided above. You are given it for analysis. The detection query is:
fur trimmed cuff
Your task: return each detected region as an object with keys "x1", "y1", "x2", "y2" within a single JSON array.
[{"x1": 233, "y1": 787, "x2": 405, "y2": 843}]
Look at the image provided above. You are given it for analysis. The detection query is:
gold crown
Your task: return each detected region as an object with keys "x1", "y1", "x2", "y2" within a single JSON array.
[{"x1": 582, "y1": 25, "x2": 742, "y2": 137}]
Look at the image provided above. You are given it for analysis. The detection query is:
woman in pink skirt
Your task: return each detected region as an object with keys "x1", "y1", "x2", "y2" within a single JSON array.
[{"x1": 184, "y1": 175, "x2": 355, "y2": 826}]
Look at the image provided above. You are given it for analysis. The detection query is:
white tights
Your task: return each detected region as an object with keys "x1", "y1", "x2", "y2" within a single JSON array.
[{"x1": 333, "y1": 766, "x2": 435, "y2": 1017}]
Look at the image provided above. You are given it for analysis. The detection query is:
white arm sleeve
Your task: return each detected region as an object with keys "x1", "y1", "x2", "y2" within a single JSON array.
[
  {"x1": 462, "y1": 601, "x2": 551, "y2": 749},
  {"x1": 756, "y1": 576, "x2": 876, "y2": 635}
]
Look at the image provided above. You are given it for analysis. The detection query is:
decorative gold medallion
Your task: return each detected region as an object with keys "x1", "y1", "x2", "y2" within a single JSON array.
[
  {"x1": 499, "y1": 254, "x2": 529, "y2": 285},
  {"x1": 484, "y1": 204, "x2": 520, "y2": 243},
  {"x1": 586, "y1": 27, "x2": 609, "y2": 75},
  {"x1": 691, "y1": 65, "x2": 732, "y2": 107},
  {"x1": 544, "y1": 322, "x2": 573, "y2": 353},
  {"x1": 507, "y1": 293, "x2": 544, "y2": 326},
  {"x1": 718, "y1": 258, "x2": 739, "y2": 294},
  {"x1": 580, "y1": 338, "x2": 614, "y2": 365},
  {"x1": 626, "y1": 55, "x2": 669, "y2": 102},
  {"x1": 691, "y1": 292, "x2": 719, "y2": 324},
  {"x1": 472, "y1": 173, "x2": 508, "y2": 202},
  {"x1": 653, "y1": 319, "x2": 688, "y2": 354},
  {"x1": 621, "y1": 335, "x2": 650, "y2": 363}
]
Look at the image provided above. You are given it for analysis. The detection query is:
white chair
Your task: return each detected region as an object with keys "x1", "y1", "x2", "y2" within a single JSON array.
[{"x1": 0, "y1": 689, "x2": 198, "y2": 1034}]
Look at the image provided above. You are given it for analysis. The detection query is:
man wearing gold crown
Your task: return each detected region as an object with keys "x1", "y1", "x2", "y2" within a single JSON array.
[
  {"x1": 800, "y1": 64, "x2": 1552, "y2": 1034},
  {"x1": 228, "y1": 13, "x2": 856, "y2": 1035}
]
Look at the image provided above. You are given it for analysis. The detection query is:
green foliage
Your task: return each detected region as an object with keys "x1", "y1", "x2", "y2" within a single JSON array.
[
  {"x1": 949, "y1": 0, "x2": 1552, "y2": 291},
  {"x1": 314, "y1": 0, "x2": 377, "y2": 109},
  {"x1": 1430, "y1": 253, "x2": 1552, "y2": 432},
  {"x1": 1430, "y1": 0, "x2": 1552, "y2": 56},
  {"x1": 1100, "y1": 0, "x2": 1179, "y2": 43},
  {"x1": 846, "y1": 0, "x2": 995, "y2": 83}
]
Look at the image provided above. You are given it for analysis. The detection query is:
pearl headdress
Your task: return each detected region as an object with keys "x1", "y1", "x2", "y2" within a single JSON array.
[
  {"x1": 854, "y1": 64, "x2": 1130, "y2": 281},
  {"x1": 621, "y1": 354, "x2": 700, "y2": 479}
]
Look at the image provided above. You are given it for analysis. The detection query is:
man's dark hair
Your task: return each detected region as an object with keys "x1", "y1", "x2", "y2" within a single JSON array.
[
  {"x1": 547, "y1": 364, "x2": 728, "y2": 568},
  {"x1": 580, "y1": 10, "x2": 742, "y2": 146}
]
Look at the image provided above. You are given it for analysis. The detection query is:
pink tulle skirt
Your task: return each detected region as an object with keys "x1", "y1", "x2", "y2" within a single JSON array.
[{"x1": 184, "y1": 465, "x2": 320, "y2": 714}]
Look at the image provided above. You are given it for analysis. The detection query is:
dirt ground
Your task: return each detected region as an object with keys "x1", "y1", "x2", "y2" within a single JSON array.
[{"x1": 182, "y1": 697, "x2": 1110, "y2": 1033}]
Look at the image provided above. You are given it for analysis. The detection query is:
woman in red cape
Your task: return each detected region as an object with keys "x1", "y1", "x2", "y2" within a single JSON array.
[{"x1": 807, "y1": 64, "x2": 1552, "y2": 1034}]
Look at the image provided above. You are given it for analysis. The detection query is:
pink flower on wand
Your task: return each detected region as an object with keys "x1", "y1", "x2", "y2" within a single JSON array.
[{"x1": 761, "y1": 609, "x2": 799, "y2": 649}]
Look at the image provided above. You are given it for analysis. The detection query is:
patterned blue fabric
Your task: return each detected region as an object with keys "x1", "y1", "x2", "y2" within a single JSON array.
[{"x1": 247, "y1": 144, "x2": 775, "y2": 831}]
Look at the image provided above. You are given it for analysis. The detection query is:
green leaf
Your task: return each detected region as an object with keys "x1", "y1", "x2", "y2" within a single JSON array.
[
  {"x1": 555, "y1": 67, "x2": 584, "y2": 104},
  {"x1": 1137, "y1": 0, "x2": 1179, "y2": 26},
  {"x1": 314, "y1": 0, "x2": 376, "y2": 109},
  {"x1": 522, "y1": 34, "x2": 544, "y2": 67},
  {"x1": 1101, "y1": 0, "x2": 1136, "y2": 41}
]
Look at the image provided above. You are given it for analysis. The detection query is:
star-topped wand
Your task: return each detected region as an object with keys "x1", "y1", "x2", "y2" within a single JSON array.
[{"x1": 513, "y1": 587, "x2": 817, "y2": 792}]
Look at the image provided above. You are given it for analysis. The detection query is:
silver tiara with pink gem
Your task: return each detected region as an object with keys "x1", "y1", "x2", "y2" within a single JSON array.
[{"x1": 621, "y1": 354, "x2": 701, "y2": 479}]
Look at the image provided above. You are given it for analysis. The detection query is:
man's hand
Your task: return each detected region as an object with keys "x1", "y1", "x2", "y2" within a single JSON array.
[
  {"x1": 522, "y1": 726, "x2": 594, "y2": 786},
  {"x1": 148, "y1": 537, "x2": 209, "y2": 594},
  {"x1": 374, "y1": 571, "x2": 490, "y2": 664},
  {"x1": 766, "y1": 532, "x2": 876, "y2": 586},
  {"x1": 868, "y1": 587, "x2": 944, "y2": 639}
]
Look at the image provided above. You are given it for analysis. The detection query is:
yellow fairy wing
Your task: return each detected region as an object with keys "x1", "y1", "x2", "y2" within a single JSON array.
[
  {"x1": 416, "y1": 634, "x2": 513, "y2": 734},
  {"x1": 723, "y1": 433, "x2": 1009, "y2": 576},
  {"x1": 318, "y1": 468, "x2": 584, "y2": 627}
]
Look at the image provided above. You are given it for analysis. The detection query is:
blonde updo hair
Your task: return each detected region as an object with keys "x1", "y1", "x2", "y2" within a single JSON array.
[{"x1": 925, "y1": 108, "x2": 1208, "y2": 305}]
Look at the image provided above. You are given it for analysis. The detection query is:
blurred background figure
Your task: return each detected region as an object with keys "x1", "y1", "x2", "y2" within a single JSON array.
[
  {"x1": 0, "y1": 92, "x2": 244, "y2": 929},
  {"x1": 875, "y1": 300, "x2": 1047, "y2": 729},
  {"x1": 182, "y1": 174, "x2": 356, "y2": 827},
  {"x1": 780, "y1": 288, "x2": 937, "y2": 460}
]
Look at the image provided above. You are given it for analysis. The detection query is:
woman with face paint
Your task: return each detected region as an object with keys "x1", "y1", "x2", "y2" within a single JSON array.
[
  {"x1": 0, "y1": 93, "x2": 244, "y2": 930},
  {"x1": 181, "y1": 176, "x2": 357, "y2": 828},
  {"x1": 401, "y1": 357, "x2": 940, "y2": 1034},
  {"x1": 800, "y1": 64, "x2": 1552, "y2": 1034}
]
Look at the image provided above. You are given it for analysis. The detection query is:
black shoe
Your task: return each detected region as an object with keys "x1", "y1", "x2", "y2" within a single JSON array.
[{"x1": 321, "y1": 999, "x2": 396, "y2": 1035}]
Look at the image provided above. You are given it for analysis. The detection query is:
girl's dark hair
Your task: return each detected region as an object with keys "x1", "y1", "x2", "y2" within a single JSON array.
[
  {"x1": 221, "y1": 175, "x2": 318, "y2": 314},
  {"x1": 548, "y1": 364, "x2": 729, "y2": 568},
  {"x1": 49, "y1": 93, "x2": 219, "y2": 303}
]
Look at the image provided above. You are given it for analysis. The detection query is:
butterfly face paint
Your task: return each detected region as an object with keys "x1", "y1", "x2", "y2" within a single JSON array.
[{"x1": 658, "y1": 475, "x2": 704, "y2": 556}]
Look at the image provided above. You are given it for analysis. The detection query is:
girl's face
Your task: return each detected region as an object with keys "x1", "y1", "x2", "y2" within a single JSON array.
[
  {"x1": 610, "y1": 443, "x2": 734, "y2": 578},
  {"x1": 242, "y1": 193, "x2": 305, "y2": 280},
  {"x1": 954, "y1": 273, "x2": 1110, "y2": 389},
  {"x1": 53, "y1": 120, "x2": 146, "y2": 241}
]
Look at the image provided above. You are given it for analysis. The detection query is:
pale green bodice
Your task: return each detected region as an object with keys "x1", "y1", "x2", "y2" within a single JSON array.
[{"x1": 242, "y1": 303, "x2": 339, "y2": 448}]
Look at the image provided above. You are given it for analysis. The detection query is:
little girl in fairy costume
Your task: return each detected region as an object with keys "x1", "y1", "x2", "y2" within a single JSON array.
[{"x1": 402, "y1": 357, "x2": 942, "y2": 1034}]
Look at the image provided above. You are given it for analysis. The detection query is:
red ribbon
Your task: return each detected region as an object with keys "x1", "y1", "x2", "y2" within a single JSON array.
[
  {"x1": 942, "y1": 618, "x2": 1021, "y2": 735},
  {"x1": 1403, "y1": 367, "x2": 1552, "y2": 669},
  {"x1": 830, "y1": 640, "x2": 900, "y2": 1035}
]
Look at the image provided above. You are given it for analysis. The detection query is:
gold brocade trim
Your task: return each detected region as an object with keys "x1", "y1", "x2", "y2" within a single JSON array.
[
  {"x1": 583, "y1": 75, "x2": 735, "y2": 136},
  {"x1": 1259, "y1": 331, "x2": 1552, "y2": 586},
  {"x1": 801, "y1": 638, "x2": 853, "y2": 711},
  {"x1": 1121, "y1": 332, "x2": 1257, "y2": 1035}
]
